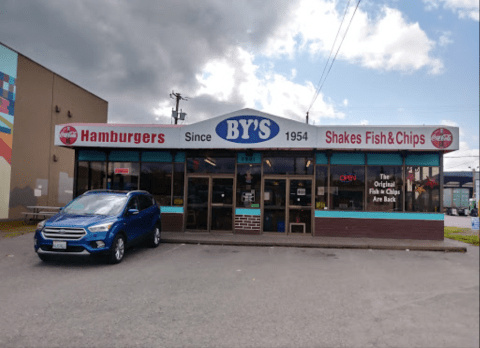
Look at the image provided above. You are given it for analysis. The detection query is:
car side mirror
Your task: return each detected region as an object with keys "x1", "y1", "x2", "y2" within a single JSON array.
[
  {"x1": 127, "y1": 209, "x2": 139, "y2": 215},
  {"x1": 59, "y1": 207, "x2": 63, "y2": 211}
]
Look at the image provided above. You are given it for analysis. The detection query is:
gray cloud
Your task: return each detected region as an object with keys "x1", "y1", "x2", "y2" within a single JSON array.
[{"x1": 0, "y1": 0, "x2": 295, "y2": 123}]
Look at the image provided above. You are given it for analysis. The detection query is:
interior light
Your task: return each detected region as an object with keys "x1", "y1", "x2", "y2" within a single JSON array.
[
  {"x1": 306, "y1": 160, "x2": 311, "y2": 168},
  {"x1": 204, "y1": 158, "x2": 216, "y2": 166},
  {"x1": 266, "y1": 159, "x2": 272, "y2": 167}
]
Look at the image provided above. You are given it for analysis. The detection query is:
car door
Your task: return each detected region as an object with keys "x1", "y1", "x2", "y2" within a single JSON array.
[
  {"x1": 137, "y1": 194, "x2": 157, "y2": 237},
  {"x1": 123, "y1": 196, "x2": 144, "y2": 242}
]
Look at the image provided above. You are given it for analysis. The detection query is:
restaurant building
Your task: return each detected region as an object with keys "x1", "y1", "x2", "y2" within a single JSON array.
[{"x1": 54, "y1": 108, "x2": 459, "y2": 240}]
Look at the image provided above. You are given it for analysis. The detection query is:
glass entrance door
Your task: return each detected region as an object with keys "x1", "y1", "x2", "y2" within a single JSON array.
[
  {"x1": 263, "y1": 179, "x2": 286, "y2": 232},
  {"x1": 263, "y1": 178, "x2": 313, "y2": 234},
  {"x1": 186, "y1": 176, "x2": 233, "y2": 232},
  {"x1": 186, "y1": 177, "x2": 209, "y2": 231},
  {"x1": 288, "y1": 179, "x2": 313, "y2": 234},
  {"x1": 211, "y1": 178, "x2": 233, "y2": 231}
]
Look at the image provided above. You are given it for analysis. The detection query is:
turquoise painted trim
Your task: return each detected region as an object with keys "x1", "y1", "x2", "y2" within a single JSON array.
[
  {"x1": 160, "y1": 206, "x2": 184, "y2": 213},
  {"x1": 236, "y1": 208, "x2": 261, "y2": 216},
  {"x1": 316, "y1": 153, "x2": 328, "y2": 165},
  {"x1": 109, "y1": 150, "x2": 139, "y2": 162},
  {"x1": 78, "y1": 150, "x2": 107, "y2": 161},
  {"x1": 174, "y1": 152, "x2": 186, "y2": 163},
  {"x1": 331, "y1": 153, "x2": 365, "y2": 165},
  {"x1": 367, "y1": 153, "x2": 402, "y2": 166},
  {"x1": 237, "y1": 152, "x2": 262, "y2": 164},
  {"x1": 141, "y1": 151, "x2": 172, "y2": 162},
  {"x1": 314, "y1": 210, "x2": 444, "y2": 221},
  {"x1": 405, "y1": 154, "x2": 439, "y2": 166}
]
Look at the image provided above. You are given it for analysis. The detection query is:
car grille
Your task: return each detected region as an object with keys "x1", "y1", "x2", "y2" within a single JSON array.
[
  {"x1": 42, "y1": 227, "x2": 87, "y2": 240},
  {"x1": 40, "y1": 245, "x2": 86, "y2": 252}
]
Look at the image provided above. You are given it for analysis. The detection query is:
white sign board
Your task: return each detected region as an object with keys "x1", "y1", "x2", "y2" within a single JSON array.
[{"x1": 54, "y1": 108, "x2": 460, "y2": 151}]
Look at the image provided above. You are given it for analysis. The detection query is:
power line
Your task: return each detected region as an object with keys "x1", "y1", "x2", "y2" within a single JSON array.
[
  {"x1": 307, "y1": 0, "x2": 362, "y2": 114},
  {"x1": 308, "y1": 0, "x2": 351, "y2": 114}
]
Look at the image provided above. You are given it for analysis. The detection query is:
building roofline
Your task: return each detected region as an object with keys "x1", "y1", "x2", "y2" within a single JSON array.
[{"x1": 0, "y1": 40, "x2": 108, "y2": 103}]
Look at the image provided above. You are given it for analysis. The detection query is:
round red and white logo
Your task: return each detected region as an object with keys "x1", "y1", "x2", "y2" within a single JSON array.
[
  {"x1": 431, "y1": 128, "x2": 453, "y2": 149},
  {"x1": 59, "y1": 126, "x2": 78, "y2": 145}
]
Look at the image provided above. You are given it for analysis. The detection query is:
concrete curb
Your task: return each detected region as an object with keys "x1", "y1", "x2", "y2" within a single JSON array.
[{"x1": 160, "y1": 238, "x2": 467, "y2": 253}]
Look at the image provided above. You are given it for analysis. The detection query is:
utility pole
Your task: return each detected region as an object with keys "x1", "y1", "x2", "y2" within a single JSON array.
[
  {"x1": 306, "y1": 111, "x2": 309, "y2": 125},
  {"x1": 170, "y1": 91, "x2": 188, "y2": 124}
]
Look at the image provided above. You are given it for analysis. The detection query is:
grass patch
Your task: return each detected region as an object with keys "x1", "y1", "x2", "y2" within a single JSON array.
[
  {"x1": 0, "y1": 221, "x2": 37, "y2": 238},
  {"x1": 444, "y1": 227, "x2": 471, "y2": 234},
  {"x1": 444, "y1": 227, "x2": 479, "y2": 246}
]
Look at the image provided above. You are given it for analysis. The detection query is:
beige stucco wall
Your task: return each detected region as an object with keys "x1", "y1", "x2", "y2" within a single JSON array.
[{"x1": 7, "y1": 55, "x2": 108, "y2": 220}]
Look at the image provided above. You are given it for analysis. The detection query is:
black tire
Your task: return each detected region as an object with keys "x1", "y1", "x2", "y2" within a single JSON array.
[
  {"x1": 108, "y1": 234, "x2": 126, "y2": 264},
  {"x1": 148, "y1": 222, "x2": 161, "y2": 248},
  {"x1": 38, "y1": 253, "x2": 53, "y2": 262}
]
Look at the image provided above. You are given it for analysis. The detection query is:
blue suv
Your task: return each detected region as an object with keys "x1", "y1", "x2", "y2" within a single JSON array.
[{"x1": 34, "y1": 190, "x2": 162, "y2": 264}]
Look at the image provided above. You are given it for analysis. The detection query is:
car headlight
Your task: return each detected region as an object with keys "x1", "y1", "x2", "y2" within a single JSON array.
[
  {"x1": 88, "y1": 222, "x2": 114, "y2": 233},
  {"x1": 37, "y1": 220, "x2": 46, "y2": 230}
]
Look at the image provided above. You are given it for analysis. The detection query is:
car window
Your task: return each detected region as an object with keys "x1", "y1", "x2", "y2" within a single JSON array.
[
  {"x1": 125, "y1": 197, "x2": 139, "y2": 211},
  {"x1": 138, "y1": 195, "x2": 153, "y2": 211}
]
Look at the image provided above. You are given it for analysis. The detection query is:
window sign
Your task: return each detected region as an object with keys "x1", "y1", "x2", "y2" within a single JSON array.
[
  {"x1": 367, "y1": 166, "x2": 403, "y2": 212},
  {"x1": 114, "y1": 168, "x2": 130, "y2": 174},
  {"x1": 369, "y1": 174, "x2": 401, "y2": 203}
]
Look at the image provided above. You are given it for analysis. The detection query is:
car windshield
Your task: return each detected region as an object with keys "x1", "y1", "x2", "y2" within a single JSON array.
[{"x1": 63, "y1": 194, "x2": 128, "y2": 216}]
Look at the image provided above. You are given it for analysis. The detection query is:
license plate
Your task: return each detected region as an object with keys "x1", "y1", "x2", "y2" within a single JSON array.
[{"x1": 52, "y1": 241, "x2": 67, "y2": 249}]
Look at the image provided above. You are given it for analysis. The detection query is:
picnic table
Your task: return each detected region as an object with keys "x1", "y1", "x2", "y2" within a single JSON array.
[{"x1": 22, "y1": 206, "x2": 62, "y2": 222}]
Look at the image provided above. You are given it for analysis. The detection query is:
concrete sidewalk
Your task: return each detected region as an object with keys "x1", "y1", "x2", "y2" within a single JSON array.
[{"x1": 161, "y1": 232, "x2": 468, "y2": 252}]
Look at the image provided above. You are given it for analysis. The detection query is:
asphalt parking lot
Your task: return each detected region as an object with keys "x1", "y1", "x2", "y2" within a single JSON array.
[{"x1": 0, "y1": 233, "x2": 478, "y2": 348}]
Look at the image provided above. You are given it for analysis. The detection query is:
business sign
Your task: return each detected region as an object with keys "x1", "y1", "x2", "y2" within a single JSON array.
[
  {"x1": 59, "y1": 126, "x2": 78, "y2": 145},
  {"x1": 431, "y1": 128, "x2": 453, "y2": 149},
  {"x1": 215, "y1": 115, "x2": 280, "y2": 143},
  {"x1": 55, "y1": 108, "x2": 460, "y2": 151}
]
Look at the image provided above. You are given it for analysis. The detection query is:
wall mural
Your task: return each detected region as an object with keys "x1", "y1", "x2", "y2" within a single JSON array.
[{"x1": 0, "y1": 43, "x2": 18, "y2": 218}]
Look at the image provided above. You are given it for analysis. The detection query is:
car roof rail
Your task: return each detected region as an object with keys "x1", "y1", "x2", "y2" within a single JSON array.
[
  {"x1": 127, "y1": 190, "x2": 150, "y2": 195},
  {"x1": 84, "y1": 189, "x2": 129, "y2": 194}
]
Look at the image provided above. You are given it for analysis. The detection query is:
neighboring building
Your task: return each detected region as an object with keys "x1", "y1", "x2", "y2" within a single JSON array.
[
  {"x1": 54, "y1": 108, "x2": 459, "y2": 240},
  {"x1": 444, "y1": 171, "x2": 478, "y2": 198},
  {"x1": 0, "y1": 42, "x2": 108, "y2": 220}
]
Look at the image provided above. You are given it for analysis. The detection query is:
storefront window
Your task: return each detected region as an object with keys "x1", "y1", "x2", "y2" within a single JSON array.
[
  {"x1": 186, "y1": 156, "x2": 235, "y2": 174},
  {"x1": 140, "y1": 163, "x2": 172, "y2": 206},
  {"x1": 108, "y1": 162, "x2": 139, "y2": 190},
  {"x1": 263, "y1": 156, "x2": 313, "y2": 175},
  {"x1": 76, "y1": 161, "x2": 89, "y2": 196},
  {"x1": 405, "y1": 166, "x2": 440, "y2": 212},
  {"x1": 330, "y1": 166, "x2": 365, "y2": 210},
  {"x1": 366, "y1": 166, "x2": 403, "y2": 211},
  {"x1": 315, "y1": 166, "x2": 328, "y2": 209},
  {"x1": 76, "y1": 161, "x2": 106, "y2": 197},
  {"x1": 236, "y1": 164, "x2": 261, "y2": 208},
  {"x1": 173, "y1": 163, "x2": 185, "y2": 206},
  {"x1": 90, "y1": 162, "x2": 106, "y2": 190}
]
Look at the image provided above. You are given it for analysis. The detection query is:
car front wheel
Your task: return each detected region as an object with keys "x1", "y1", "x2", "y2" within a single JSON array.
[{"x1": 108, "y1": 234, "x2": 126, "y2": 264}]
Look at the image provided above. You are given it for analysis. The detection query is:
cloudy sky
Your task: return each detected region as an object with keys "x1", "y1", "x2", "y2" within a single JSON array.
[{"x1": 1, "y1": 0, "x2": 478, "y2": 171}]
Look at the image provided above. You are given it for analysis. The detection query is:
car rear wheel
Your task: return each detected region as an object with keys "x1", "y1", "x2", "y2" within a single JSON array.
[
  {"x1": 108, "y1": 234, "x2": 126, "y2": 264},
  {"x1": 148, "y1": 223, "x2": 161, "y2": 248}
]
